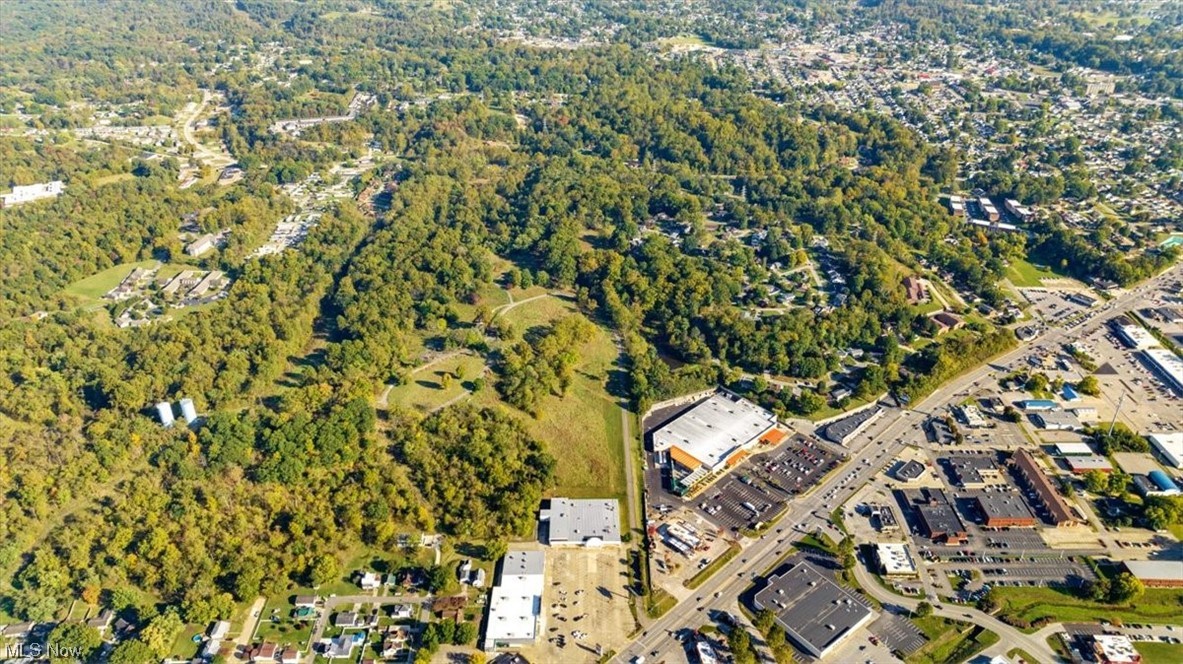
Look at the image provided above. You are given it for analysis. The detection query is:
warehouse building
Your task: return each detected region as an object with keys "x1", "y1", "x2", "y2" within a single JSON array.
[
  {"x1": 1053, "y1": 442, "x2": 1095, "y2": 456},
  {"x1": 1114, "y1": 323, "x2": 1159, "y2": 350},
  {"x1": 870, "y1": 504, "x2": 900, "y2": 533},
  {"x1": 1017, "y1": 399, "x2": 1057, "y2": 411},
  {"x1": 953, "y1": 404, "x2": 988, "y2": 429},
  {"x1": 482, "y1": 549, "x2": 545, "y2": 651},
  {"x1": 1133, "y1": 471, "x2": 1181, "y2": 498},
  {"x1": 974, "y1": 491, "x2": 1038, "y2": 528},
  {"x1": 1092, "y1": 635, "x2": 1142, "y2": 664},
  {"x1": 752, "y1": 563, "x2": 874, "y2": 659},
  {"x1": 894, "y1": 460, "x2": 927, "y2": 482},
  {"x1": 1144, "y1": 348, "x2": 1183, "y2": 396},
  {"x1": 1148, "y1": 432, "x2": 1183, "y2": 468},
  {"x1": 650, "y1": 391, "x2": 777, "y2": 494},
  {"x1": 914, "y1": 489, "x2": 968, "y2": 544},
  {"x1": 538, "y1": 498, "x2": 621, "y2": 546},
  {"x1": 1033, "y1": 410, "x2": 1082, "y2": 431},
  {"x1": 1122, "y1": 560, "x2": 1183, "y2": 588},
  {"x1": 819, "y1": 406, "x2": 884, "y2": 445}
]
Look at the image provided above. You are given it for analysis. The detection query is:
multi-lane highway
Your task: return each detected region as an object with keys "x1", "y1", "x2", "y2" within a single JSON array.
[{"x1": 616, "y1": 263, "x2": 1182, "y2": 663}]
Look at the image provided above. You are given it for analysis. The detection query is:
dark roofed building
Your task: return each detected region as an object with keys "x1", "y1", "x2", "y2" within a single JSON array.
[
  {"x1": 944, "y1": 455, "x2": 1006, "y2": 488},
  {"x1": 751, "y1": 563, "x2": 875, "y2": 659},
  {"x1": 913, "y1": 489, "x2": 967, "y2": 544},
  {"x1": 820, "y1": 407, "x2": 883, "y2": 445},
  {"x1": 927, "y1": 417, "x2": 956, "y2": 445},
  {"x1": 895, "y1": 460, "x2": 926, "y2": 482},
  {"x1": 973, "y1": 491, "x2": 1037, "y2": 527}
]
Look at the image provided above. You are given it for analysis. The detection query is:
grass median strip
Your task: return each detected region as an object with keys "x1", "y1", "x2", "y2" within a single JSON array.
[{"x1": 685, "y1": 541, "x2": 741, "y2": 590}]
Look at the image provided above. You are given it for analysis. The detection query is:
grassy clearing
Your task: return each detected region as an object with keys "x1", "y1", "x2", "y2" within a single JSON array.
[
  {"x1": 386, "y1": 354, "x2": 487, "y2": 412},
  {"x1": 93, "y1": 172, "x2": 135, "y2": 186},
  {"x1": 659, "y1": 34, "x2": 709, "y2": 47},
  {"x1": 63, "y1": 260, "x2": 160, "y2": 302},
  {"x1": 498, "y1": 293, "x2": 574, "y2": 333},
  {"x1": 993, "y1": 585, "x2": 1183, "y2": 628},
  {"x1": 1006, "y1": 258, "x2": 1061, "y2": 288},
  {"x1": 907, "y1": 616, "x2": 999, "y2": 664},
  {"x1": 1134, "y1": 642, "x2": 1183, "y2": 664},
  {"x1": 475, "y1": 295, "x2": 627, "y2": 499},
  {"x1": 685, "y1": 542, "x2": 741, "y2": 590}
]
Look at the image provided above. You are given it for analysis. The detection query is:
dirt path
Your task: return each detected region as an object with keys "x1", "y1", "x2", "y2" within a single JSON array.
[{"x1": 492, "y1": 292, "x2": 548, "y2": 315}]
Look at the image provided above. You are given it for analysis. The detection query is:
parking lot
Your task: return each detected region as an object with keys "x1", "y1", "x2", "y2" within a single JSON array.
[
  {"x1": 518, "y1": 546, "x2": 635, "y2": 663},
  {"x1": 870, "y1": 612, "x2": 928, "y2": 655},
  {"x1": 691, "y1": 435, "x2": 841, "y2": 533},
  {"x1": 695, "y1": 477, "x2": 788, "y2": 532},
  {"x1": 981, "y1": 529, "x2": 1047, "y2": 551},
  {"x1": 1020, "y1": 288, "x2": 1097, "y2": 329}
]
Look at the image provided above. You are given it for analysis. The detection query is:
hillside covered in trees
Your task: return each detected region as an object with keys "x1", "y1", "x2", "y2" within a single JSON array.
[{"x1": 7, "y1": 0, "x2": 1180, "y2": 644}]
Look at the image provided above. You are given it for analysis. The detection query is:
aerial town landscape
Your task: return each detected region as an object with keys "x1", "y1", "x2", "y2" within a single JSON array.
[{"x1": 1, "y1": 1, "x2": 1182, "y2": 664}]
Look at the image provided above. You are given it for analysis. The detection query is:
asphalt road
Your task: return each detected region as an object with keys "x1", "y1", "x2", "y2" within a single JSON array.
[{"x1": 616, "y1": 263, "x2": 1183, "y2": 663}]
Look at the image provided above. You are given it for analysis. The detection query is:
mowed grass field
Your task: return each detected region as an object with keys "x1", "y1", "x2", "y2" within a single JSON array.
[
  {"x1": 1006, "y1": 258, "x2": 1061, "y2": 288},
  {"x1": 63, "y1": 260, "x2": 160, "y2": 302},
  {"x1": 385, "y1": 354, "x2": 488, "y2": 413},
  {"x1": 993, "y1": 585, "x2": 1183, "y2": 629}
]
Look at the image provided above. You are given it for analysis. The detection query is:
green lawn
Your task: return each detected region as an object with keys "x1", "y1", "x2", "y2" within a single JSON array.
[
  {"x1": 1008, "y1": 647, "x2": 1041, "y2": 664},
  {"x1": 659, "y1": 34, "x2": 710, "y2": 47},
  {"x1": 253, "y1": 590, "x2": 318, "y2": 650},
  {"x1": 497, "y1": 293, "x2": 575, "y2": 334},
  {"x1": 684, "y1": 542, "x2": 740, "y2": 590},
  {"x1": 1134, "y1": 642, "x2": 1183, "y2": 664},
  {"x1": 993, "y1": 585, "x2": 1183, "y2": 629},
  {"x1": 386, "y1": 354, "x2": 487, "y2": 412},
  {"x1": 907, "y1": 616, "x2": 999, "y2": 664},
  {"x1": 168, "y1": 624, "x2": 205, "y2": 660},
  {"x1": 792, "y1": 533, "x2": 839, "y2": 556},
  {"x1": 645, "y1": 588, "x2": 677, "y2": 619},
  {"x1": 63, "y1": 260, "x2": 160, "y2": 302},
  {"x1": 1006, "y1": 258, "x2": 1061, "y2": 288}
]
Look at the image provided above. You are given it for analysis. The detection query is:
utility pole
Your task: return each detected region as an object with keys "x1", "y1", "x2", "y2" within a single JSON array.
[{"x1": 1107, "y1": 391, "x2": 1127, "y2": 436}]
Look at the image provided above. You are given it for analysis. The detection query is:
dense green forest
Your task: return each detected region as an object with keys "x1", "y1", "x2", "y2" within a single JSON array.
[{"x1": 1, "y1": 0, "x2": 1178, "y2": 643}]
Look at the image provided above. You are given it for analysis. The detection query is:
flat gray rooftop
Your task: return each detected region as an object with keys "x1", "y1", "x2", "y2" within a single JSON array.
[
  {"x1": 500, "y1": 549, "x2": 544, "y2": 578},
  {"x1": 539, "y1": 498, "x2": 621, "y2": 544},
  {"x1": 973, "y1": 491, "x2": 1036, "y2": 521},
  {"x1": 753, "y1": 563, "x2": 873, "y2": 656}
]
